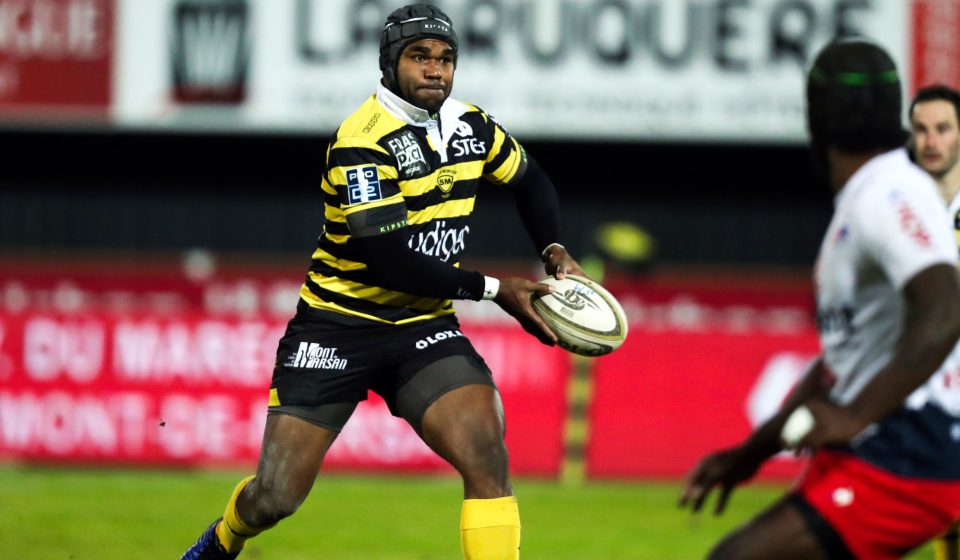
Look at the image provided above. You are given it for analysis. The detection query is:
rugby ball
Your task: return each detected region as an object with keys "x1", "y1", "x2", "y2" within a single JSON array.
[{"x1": 531, "y1": 275, "x2": 628, "y2": 357}]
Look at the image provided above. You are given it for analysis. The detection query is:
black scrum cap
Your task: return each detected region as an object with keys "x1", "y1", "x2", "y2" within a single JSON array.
[
  {"x1": 806, "y1": 38, "x2": 907, "y2": 153},
  {"x1": 379, "y1": 3, "x2": 458, "y2": 88}
]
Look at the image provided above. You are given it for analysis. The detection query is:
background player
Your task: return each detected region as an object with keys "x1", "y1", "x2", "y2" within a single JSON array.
[
  {"x1": 678, "y1": 39, "x2": 960, "y2": 559},
  {"x1": 911, "y1": 84, "x2": 960, "y2": 250},
  {"x1": 180, "y1": 3, "x2": 582, "y2": 559},
  {"x1": 910, "y1": 83, "x2": 960, "y2": 560}
]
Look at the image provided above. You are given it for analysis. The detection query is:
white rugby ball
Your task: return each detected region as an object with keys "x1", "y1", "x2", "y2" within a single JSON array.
[{"x1": 531, "y1": 274, "x2": 628, "y2": 357}]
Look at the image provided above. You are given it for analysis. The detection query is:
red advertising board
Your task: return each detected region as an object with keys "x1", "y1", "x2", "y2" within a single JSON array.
[
  {"x1": 0, "y1": 0, "x2": 114, "y2": 114},
  {"x1": 0, "y1": 262, "x2": 819, "y2": 480},
  {"x1": 584, "y1": 274, "x2": 818, "y2": 480},
  {"x1": 588, "y1": 330, "x2": 818, "y2": 480},
  {"x1": 0, "y1": 310, "x2": 570, "y2": 475},
  {"x1": 911, "y1": 0, "x2": 960, "y2": 92}
]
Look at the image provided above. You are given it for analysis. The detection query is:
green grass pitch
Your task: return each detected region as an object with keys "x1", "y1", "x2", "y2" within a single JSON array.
[{"x1": 0, "y1": 465, "x2": 936, "y2": 559}]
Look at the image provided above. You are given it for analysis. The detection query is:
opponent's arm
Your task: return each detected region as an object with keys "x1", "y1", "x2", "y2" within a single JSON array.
[
  {"x1": 847, "y1": 263, "x2": 960, "y2": 420},
  {"x1": 739, "y1": 356, "x2": 829, "y2": 457},
  {"x1": 796, "y1": 264, "x2": 960, "y2": 448}
]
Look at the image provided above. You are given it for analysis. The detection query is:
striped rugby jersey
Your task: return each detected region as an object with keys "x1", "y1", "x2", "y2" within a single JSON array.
[{"x1": 299, "y1": 84, "x2": 527, "y2": 325}]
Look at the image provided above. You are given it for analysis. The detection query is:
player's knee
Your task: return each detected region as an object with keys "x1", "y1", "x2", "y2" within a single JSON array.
[
  {"x1": 462, "y1": 418, "x2": 507, "y2": 465},
  {"x1": 246, "y1": 478, "x2": 308, "y2": 524},
  {"x1": 457, "y1": 428, "x2": 510, "y2": 490}
]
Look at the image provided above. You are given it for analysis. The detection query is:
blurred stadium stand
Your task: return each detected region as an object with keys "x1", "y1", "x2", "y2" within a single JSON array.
[{"x1": 0, "y1": 131, "x2": 830, "y2": 267}]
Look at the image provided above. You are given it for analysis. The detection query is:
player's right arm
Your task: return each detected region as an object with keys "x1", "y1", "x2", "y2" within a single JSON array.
[
  {"x1": 327, "y1": 135, "x2": 557, "y2": 343},
  {"x1": 354, "y1": 228, "x2": 557, "y2": 344}
]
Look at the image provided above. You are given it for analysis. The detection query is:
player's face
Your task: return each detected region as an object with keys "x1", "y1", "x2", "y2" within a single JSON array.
[
  {"x1": 911, "y1": 99, "x2": 960, "y2": 178},
  {"x1": 396, "y1": 39, "x2": 455, "y2": 114}
]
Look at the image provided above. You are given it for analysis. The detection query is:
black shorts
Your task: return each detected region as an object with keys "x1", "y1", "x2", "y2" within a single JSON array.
[{"x1": 268, "y1": 304, "x2": 495, "y2": 432}]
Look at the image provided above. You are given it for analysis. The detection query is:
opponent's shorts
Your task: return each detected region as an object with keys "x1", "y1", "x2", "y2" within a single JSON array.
[
  {"x1": 267, "y1": 305, "x2": 494, "y2": 433},
  {"x1": 793, "y1": 450, "x2": 960, "y2": 559}
]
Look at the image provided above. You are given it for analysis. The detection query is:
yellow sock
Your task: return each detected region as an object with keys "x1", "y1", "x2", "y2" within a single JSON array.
[
  {"x1": 215, "y1": 475, "x2": 274, "y2": 554},
  {"x1": 460, "y1": 496, "x2": 521, "y2": 560},
  {"x1": 935, "y1": 523, "x2": 960, "y2": 560}
]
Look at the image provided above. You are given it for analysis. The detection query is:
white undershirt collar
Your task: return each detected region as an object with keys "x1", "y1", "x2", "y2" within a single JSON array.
[
  {"x1": 376, "y1": 82, "x2": 436, "y2": 127},
  {"x1": 377, "y1": 82, "x2": 467, "y2": 163}
]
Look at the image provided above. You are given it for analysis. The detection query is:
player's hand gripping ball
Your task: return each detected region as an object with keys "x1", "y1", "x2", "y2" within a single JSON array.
[{"x1": 531, "y1": 275, "x2": 628, "y2": 357}]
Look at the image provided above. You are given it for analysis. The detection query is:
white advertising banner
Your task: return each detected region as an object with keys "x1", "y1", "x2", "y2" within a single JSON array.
[{"x1": 116, "y1": 0, "x2": 910, "y2": 141}]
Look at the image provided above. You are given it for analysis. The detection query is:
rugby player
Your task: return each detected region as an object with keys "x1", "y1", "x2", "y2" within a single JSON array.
[
  {"x1": 179, "y1": 3, "x2": 581, "y2": 559},
  {"x1": 911, "y1": 84, "x2": 960, "y2": 251},
  {"x1": 679, "y1": 39, "x2": 960, "y2": 559},
  {"x1": 910, "y1": 84, "x2": 960, "y2": 560}
]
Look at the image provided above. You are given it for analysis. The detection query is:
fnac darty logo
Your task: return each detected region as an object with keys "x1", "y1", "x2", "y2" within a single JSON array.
[{"x1": 172, "y1": 0, "x2": 249, "y2": 104}]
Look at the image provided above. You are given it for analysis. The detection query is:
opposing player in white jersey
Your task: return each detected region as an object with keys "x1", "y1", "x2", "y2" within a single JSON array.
[
  {"x1": 910, "y1": 83, "x2": 960, "y2": 560},
  {"x1": 679, "y1": 39, "x2": 960, "y2": 559}
]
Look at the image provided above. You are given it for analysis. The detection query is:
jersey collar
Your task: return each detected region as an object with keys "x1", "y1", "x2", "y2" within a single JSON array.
[
  {"x1": 376, "y1": 83, "x2": 437, "y2": 127},
  {"x1": 835, "y1": 148, "x2": 907, "y2": 207}
]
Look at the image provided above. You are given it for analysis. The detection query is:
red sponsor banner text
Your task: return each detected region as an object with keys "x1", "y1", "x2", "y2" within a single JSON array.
[
  {"x1": 0, "y1": 309, "x2": 570, "y2": 475},
  {"x1": 0, "y1": 0, "x2": 114, "y2": 113},
  {"x1": 0, "y1": 260, "x2": 819, "y2": 479}
]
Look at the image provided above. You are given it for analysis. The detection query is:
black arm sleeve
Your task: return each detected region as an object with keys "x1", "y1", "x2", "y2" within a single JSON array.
[
  {"x1": 511, "y1": 155, "x2": 561, "y2": 255},
  {"x1": 353, "y1": 229, "x2": 487, "y2": 301}
]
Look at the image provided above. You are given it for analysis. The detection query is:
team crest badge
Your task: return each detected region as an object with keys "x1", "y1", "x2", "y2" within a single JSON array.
[{"x1": 436, "y1": 169, "x2": 457, "y2": 196}]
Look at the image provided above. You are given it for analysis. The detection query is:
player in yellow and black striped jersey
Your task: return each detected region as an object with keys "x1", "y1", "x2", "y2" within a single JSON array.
[
  {"x1": 180, "y1": 4, "x2": 584, "y2": 560},
  {"x1": 302, "y1": 76, "x2": 530, "y2": 325}
]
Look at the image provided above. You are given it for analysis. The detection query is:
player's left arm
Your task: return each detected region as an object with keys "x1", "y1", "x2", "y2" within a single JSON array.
[
  {"x1": 479, "y1": 113, "x2": 583, "y2": 279},
  {"x1": 511, "y1": 156, "x2": 585, "y2": 280}
]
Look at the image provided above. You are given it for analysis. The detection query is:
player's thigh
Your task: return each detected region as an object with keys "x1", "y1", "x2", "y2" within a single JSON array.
[
  {"x1": 419, "y1": 381, "x2": 511, "y2": 498},
  {"x1": 377, "y1": 316, "x2": 497, "y2": 436},
  {"x1": 260, "y1": 309, "x2": 383, "y2": 489},
  {"x1": 252, "y1": 412, "x2": 343, "y2": 497},
  {"x1": 709, "y1": 495, "x2": 834, "y2": 560},
  {"x1": 394, "y1": 353, "x2": 500, "y2": 436}
]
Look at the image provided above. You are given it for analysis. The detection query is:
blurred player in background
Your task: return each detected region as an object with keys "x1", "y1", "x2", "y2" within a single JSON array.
[
  {"x1": 911, "y1": 84, "x2": 960, "y2": 251},
  {"x1": 180, "y1": 3, "x2": 581, "y2": 559},
  {"x1": 679, "y1": 39, "x2": 960, "y2": 559},
  {"x1": 910, "y1": 83, "x2": 960, "y2": 560}
]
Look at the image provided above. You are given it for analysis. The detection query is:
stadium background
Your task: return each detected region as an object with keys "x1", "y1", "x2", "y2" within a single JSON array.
[{"x1": 0, "y1": 0, "x2": 957, "y2": 558}]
